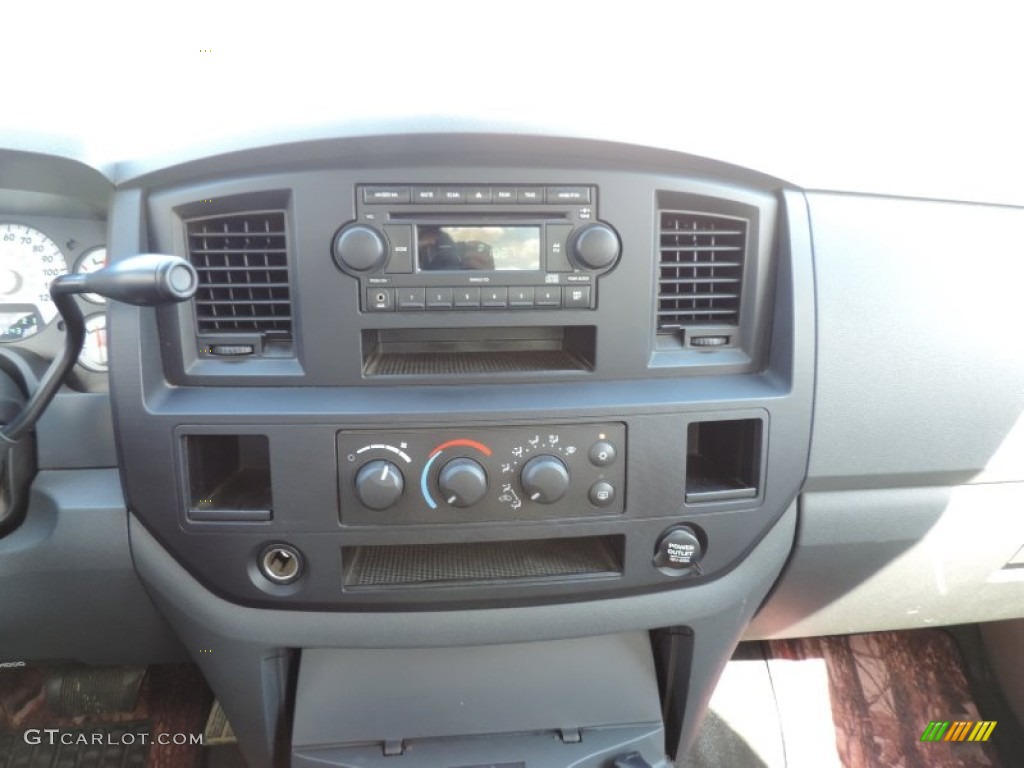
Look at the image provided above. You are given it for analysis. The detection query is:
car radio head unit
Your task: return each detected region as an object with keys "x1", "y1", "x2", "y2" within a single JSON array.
[{"x1": 332, "y1": 185, "x2": 620, "y2": 312}]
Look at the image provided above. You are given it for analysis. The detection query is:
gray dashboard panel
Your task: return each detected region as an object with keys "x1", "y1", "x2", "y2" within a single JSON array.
[
  {"x1": 131, "y1": 502, "x2": 796, "y2": 768},
  {"x1": 0, "y1": 470, "x2": 185, "y2": 664},
  {"x1": 747, "y1": 483, "x2": 1024, "y2": 639},
  {"x1": 749, "y1": 191, "x2": 1024, "y2": 638},
  {"x1": 805, "y1": 192, "x2": 1024, "y2": 491}
]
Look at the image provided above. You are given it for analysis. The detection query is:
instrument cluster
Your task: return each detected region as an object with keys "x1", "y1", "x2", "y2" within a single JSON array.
[{"x1": 0, "y1": 217, "x2": 108, "y2": 374}]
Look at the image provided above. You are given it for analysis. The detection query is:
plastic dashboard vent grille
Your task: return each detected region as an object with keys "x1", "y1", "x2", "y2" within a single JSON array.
[
  {"x1": 658, "y1": 211, "x2": 747, "y2": 331},
  {"x1": 185, "y1": 211, "x2": 292, "y2": 337},
  {"x1": 343, "y1": 536, "x2": 623, "y2": 589}
]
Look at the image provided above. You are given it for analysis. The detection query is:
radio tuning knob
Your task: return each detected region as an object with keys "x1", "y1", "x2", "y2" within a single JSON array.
[
  {"x1": 520, "y1": 455, "x2": 570, "y2": 504},
  {"x1": 437, "y1": 458, "x2": 489, "y2": 508},
  {"x1": 354, "y1": 460, "x2": 405, "y2": 511},
  {"x1": 569, "y1": 222, "x2": 621, "y2": 271},
  {"x1": 333, "y1": 223, "x2": 387, "y2": 274}
]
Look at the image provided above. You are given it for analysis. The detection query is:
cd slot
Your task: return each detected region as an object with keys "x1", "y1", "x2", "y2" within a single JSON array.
[{"x1": 361, "y1": 326, "x2": 596, "y2": 377}]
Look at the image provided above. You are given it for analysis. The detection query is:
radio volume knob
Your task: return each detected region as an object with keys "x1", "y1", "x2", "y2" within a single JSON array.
[
  {"x1": 333, "y1": 223, "x2": 387, "y2": 274},
  {"x1": 437, "y1": 458, "x2": 489, "y2": 508},
  {"x1": 520, "y1": 455, "x2": 570, "y2": 504},
  {"x1": 354, "y1": 460, "x2": 405, "y2": 511},
  {"x1": 569, "y1": 223, "x2": 621, "y2": 271}
]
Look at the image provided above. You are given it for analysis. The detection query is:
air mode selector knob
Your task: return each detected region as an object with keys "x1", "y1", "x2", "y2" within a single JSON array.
[
  {"x1": 333, "y1": 223, "x2": 387, "y2": 274},
  {"x1": 569, "y1": 222, "x2": 621, "y2": 271},
  {"x1": 520, "y1": 454, "x2": 570, "y2": 504},
  {"x1": 354, "y1": 460, "x2": 405, "y2": 511},
  {"x1": 437, "y1": 458, "x2": 489, "y2": 508}
]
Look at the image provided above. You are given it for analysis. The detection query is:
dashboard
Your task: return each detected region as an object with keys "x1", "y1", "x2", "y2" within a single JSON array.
[{"x1": 2, "y1": 112, "x2": 1023, "y2": 767}]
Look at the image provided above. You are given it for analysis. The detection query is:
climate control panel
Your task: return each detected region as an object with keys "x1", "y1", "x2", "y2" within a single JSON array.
[{"x1": 337, "y1": 424, "x2": 626, "y2": 524}]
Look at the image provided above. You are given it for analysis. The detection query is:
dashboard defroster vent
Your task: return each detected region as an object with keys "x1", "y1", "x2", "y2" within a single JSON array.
[
  {"x1": 657, "y1": 211, "x2": 747, "y2": 332},
  {"x1": 185, "y1": 211, "x2": 292, "y2": 339}
]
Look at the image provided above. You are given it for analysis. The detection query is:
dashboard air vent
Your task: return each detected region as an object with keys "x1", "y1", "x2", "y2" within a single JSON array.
[
  {"x1": 658, "y1": 211, "x2": 747, "y2": 332},
  {"x1": 185, "y1": 211, "x2": 292, "y2": 338}
]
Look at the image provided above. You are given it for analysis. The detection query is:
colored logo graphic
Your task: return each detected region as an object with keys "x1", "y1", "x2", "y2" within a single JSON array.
[{"x1": 920, "y1": 721, "x2": 997, "y2": 742}]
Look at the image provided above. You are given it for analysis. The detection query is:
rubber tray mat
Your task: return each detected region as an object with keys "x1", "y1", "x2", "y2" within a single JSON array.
[
  {"x1": 0, "y1": 723, "x2": 149, "y2": 768},
  {"x1": 0, "y1": 665, "x2": 211, "y2": 768}
]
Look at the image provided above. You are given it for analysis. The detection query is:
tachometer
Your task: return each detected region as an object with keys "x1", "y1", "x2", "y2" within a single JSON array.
[{"x1": 0, "y1": 224, "x2": 68, "y2": 342}]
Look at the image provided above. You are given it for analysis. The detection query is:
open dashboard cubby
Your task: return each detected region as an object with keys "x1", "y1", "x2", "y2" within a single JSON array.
[
  {"x1": 184, "y1": 434, "x2": 272, "y2": 521},
  {"x1": 685, "y1": 418, "x2": 762, "y2": 503}
]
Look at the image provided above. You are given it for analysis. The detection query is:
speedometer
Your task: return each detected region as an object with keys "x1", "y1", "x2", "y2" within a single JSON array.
[{"x1": 0, "y1": 224, "x2": 68, "y2": 342}]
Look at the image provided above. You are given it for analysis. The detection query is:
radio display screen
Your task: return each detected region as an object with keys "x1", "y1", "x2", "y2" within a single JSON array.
[{"x1": 417, "y1": 225, "x2": 540, "y2": 271}]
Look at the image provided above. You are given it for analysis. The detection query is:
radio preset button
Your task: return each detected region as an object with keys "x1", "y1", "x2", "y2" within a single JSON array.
[
  {"x1": 517, "y1": 187, "x2": 545, "y2": 204},
  {"x1": 426, "y1": 287, "x2": 454, "y2": 309},
  {"x1": 508, "y1": 287, "x2": 534, "y2": 308},
  {"x1": 493, "y1": 187, "x2": 516, "y2": 203},
  {"x1": 397, "y1": 287, "x2": 426, "y2": 311},
  {"x1": 453, "y1": 287, "x2": 481, "y2": 308},
  {"x1": 535, "y1": 286, "x2": 561, "y2": 307},
  {"x1": 563, "y1": 285, "x2": 591, "y2": 308},
  {"x1": 413, "y1": 187, "x2": 442, "y2": 204},
  {"x1": 439, "y1": 187, "x2": 466, "y2": 203},
  {"x1": 464, "y1": 187, "x2": 492, "y2": 204},
  {"x1": 547, "y1": 186, "x2": 591, "y2": 204},
  {"x1": 363, "y1": 186, "x2": 411, "y2": 204},
  {"x1": 383, "y1": 225, "x2": 413, "y2": 273},
  {"x1": 365, "y1": 287, "x2": 394, "y2": 312},
  {"x1": 481, "y1": 287, "x2": 508, "y2": 308}
]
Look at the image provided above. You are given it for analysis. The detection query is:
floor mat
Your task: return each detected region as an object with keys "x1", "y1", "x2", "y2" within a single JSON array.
[
  {"x1": 685, "y1": 629, "x2": 1010, "y2": 768},
  {"x1": 0, "y1": 665, "x2": 212, "y2": 768},
  {"x1": 0, "y1": 723, "x2": 150, "y2": 768},
  {"x1": 768, "y1": 630, "x2": 1003, "y2": 767}
]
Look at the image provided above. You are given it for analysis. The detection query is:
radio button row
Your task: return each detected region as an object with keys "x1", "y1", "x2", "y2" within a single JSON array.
[
  {"x1": 547, "y1": 186, "x2": 591, "y2": 204},
  {"x1": 453, "y1": 287, "x2": 481, "y2": 308},
  {"x1": 368, "y1": 286, "x2": 592, "y2": 311},
  {"x1": 426, "y1": 287, "x2": 454, "y2": 309},
  {"x1": 363, "y1": 186, "x2": 411, "y2": 204}
]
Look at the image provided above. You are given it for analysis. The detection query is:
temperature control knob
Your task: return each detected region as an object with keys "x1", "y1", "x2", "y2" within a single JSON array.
[
  {"x1": 569, "y1": 222, "x2": 620, "y2": 271},
  {"x1": 354, "y1": 460, "x2": 405, "y2": 510},
  {"x1": 333, "y1": 223, "x2": 387, "y2": 274},
  {"x1": 437, "y1": 458, "x2": 489, "y2": 508},
  {"x1": 520, "y1": 455, "x2": 570, "y2": 504}
]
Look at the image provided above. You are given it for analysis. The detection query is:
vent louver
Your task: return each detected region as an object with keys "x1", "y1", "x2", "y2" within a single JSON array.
[
  {"x1": 185, "y1": 211, "x2": 292, "y2": 338},
  {"x1": 657, "y1": 211, "x2": 747, "y2": 332}
]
